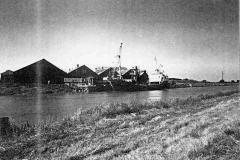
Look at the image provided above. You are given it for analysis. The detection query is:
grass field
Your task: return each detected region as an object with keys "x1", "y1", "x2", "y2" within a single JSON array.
[{"x1": 0, "y1": 90, "x2": 239, "y2": 160}]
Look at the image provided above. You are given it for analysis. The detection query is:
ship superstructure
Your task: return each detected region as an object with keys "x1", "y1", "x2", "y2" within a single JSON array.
[{"x1": 148, "y1": 57, "x2": 169, "y2": 85}]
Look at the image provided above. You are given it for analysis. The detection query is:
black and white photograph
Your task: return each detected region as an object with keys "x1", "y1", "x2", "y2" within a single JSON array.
[{"x1": 0, "y1": 0, "x2": 239, "y2": 159}]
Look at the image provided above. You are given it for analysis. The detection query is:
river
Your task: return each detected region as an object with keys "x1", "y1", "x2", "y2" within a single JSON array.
[{"x1": 0, "y1": 85, "x2": 238, "y2": 125}]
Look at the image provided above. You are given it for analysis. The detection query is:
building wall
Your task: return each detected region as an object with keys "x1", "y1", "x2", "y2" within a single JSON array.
[
  {"x1": 122, "y1": 69, "x2": 140, "y2": 82},
  {"x1": 139, "y1": 72, "x2": 149, "y2": 84},
  {"x1": 122, "y1": 69, "x2": 133, "y2": 80},
  {"x1": 98, "y1": 68, "x2": 112, "y2": 80},
  {"x1": 14, "y1": 59, "x2": 67, "y2": 84}
]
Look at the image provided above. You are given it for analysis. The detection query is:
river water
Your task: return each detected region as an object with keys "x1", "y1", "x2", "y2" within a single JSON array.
[{"x1": 0, "y1": 85, "x2": 238, "y2": 125}]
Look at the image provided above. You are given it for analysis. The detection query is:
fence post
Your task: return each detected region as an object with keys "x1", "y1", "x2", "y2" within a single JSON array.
[{"x1": 0, "y1": 117, "x2": 12, "y2": 137}]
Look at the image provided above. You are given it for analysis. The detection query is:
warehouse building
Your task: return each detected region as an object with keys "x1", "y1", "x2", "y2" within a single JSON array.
[
  {"x1": 122, "y1": 67, "x2": 149, "y2": 84},
  {"x1": 65, "y1": 65, "x2": 98, "y2": 86},
  {"x1": 139, "y1": 70, "x2": 149, "y2": 84},
  {"x1": 14, "y1": 59, "x2": 67, "y2": 84},
  {"x1": 1, "y1": 70, "x2": 14, "y2": 83},
  {"x1": 96, "y1": 67, "x2": 119, "y2": 82}
]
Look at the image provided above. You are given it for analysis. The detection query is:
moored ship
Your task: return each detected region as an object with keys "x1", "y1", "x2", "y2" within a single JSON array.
[
  {"x1": 148, "y1": 57, "x2": 169, "y2": 88},
  {"x1": 103, "y1": 43, "x2": 170, "y2": 91}
]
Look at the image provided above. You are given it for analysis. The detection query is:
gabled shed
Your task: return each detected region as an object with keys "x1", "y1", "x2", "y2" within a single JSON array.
[
  {"x1": 14, "y1": 59, "x2": 67, "y2": 84},
  {"x1": 67, "y1": 65, "x2": 98, "y2": 85},
  {"x1": 96, "y1": 67, "x2": 119, "y2": 81},
  {"x1": 67, "y1": 65, "x2": 98, "y2": 79},
  {"x1": 139, "y1": 70, "x2": 149, "y2": 84},
  {"x1": 1, "y1": 70, "x2": 14, "y2": 83},
  {"x1": 122, "y1": 67, "x2": 139, "y2": 82}
]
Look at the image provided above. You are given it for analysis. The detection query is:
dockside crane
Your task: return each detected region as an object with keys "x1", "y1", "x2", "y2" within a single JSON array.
[{"x1": 117, "y1": 43, "x2": 123, "y2": 79}]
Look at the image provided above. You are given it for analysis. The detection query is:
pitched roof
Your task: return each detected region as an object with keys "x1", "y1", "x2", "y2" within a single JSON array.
[
  {"x1": 95, "y1": 67, "x2": 112, "y2": 75},
  {"x1": 68, "y1": 65, "x2": 86, "y2": 74},
  {"x1": 14, "y1": 58, "x2": 66, "y2": 74},
  {"x1": 67, "y1": 64, "x2": 98, "y2": 78},
  {"x1": 120, "y1": 69, "x2": 132, "y2": 75},
  {"x1": 1, "y1": 70, "x2": 13, "y2": 75},
  {"x1": 139, "y1": 72, "x2": 144, "y2": 76}
]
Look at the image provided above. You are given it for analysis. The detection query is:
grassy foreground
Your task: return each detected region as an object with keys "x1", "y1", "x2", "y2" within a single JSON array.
[{"x1": 0, "y1": 90, "x2": 239, "y2": 160}]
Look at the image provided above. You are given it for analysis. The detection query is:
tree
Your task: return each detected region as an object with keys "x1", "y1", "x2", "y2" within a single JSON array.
[{"x1": 231, "y1": 80, "x2": 235, "y2": 83}]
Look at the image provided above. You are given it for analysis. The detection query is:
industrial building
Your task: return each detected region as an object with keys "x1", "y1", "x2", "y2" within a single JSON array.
[
  {"x1": 65, "y1": 65, "x2": 98, "y2": 86},
  {"x1": 1, "y1": 70, "x2": 14, "y2": 83},
  {"x1": 139, "y1": 70, "x2": 149, "y2": 84},
  {"x1": 122, "y1": 66, "x2": 139, "y2": 82},
  {"x1": 14, "y1": 59, "x2": 67, "y2": 84},
  {"x1": 96, "y1": 67, "x2": 119, "y2": 81},
  {"x1": 121, "y1": 67, "x2": 149, "y2": 84}
]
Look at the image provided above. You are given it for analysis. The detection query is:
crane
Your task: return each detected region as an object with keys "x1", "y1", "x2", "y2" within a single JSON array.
[{"x1": 117, "y1": 43, "x2": 123, "y2": 79}]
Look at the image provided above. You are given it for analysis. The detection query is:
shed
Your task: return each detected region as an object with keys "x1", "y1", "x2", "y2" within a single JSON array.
[
  {"x1": 67, "y1": 65, "x2": 98, "y2": 85},
  {"x1": 122, "y1": 67, "x2": 139, "y2": 82},
  {"x1": 139, "y1": 70, "x2": 149, "y2": 84},
  {"x1": 96, "y1": 67, "x2": 119, "y2": 81},
  {"x1": 14, "y1": 59, "x2": 67, "y2": 84},
  {"x1": 1, "y1": 70, "x2": 14, "y2": 83}
]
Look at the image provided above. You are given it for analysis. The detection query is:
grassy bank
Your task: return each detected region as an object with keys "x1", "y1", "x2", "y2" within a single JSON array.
[{"x1": 0, "y1": 90, "x2": 239, "y2": 159}]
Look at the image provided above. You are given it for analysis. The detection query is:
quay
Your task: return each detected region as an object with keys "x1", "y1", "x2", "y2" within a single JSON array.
[{"x1": 1, "y1": 58, "x2": 239, "y2": 93}]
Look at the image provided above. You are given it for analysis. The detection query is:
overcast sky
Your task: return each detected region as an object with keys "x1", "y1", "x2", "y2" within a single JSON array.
[{"x1": 0, "y1": 0, "x2": 239, "y2": 81}]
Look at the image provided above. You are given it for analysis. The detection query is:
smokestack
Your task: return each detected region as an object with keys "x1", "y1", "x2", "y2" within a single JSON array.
[{"x1": 77, "y1": 64, "x2": 79, "y2": 68}]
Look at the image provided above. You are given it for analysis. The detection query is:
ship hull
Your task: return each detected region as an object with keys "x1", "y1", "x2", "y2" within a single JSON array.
[{"x1": 98, "y1": 80, "x2": 170, "y2": 92}]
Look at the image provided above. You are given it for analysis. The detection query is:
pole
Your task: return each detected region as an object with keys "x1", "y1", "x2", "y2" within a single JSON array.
[
  {"x1": 154, "y1": 57, "x2": 157, "y2": 71},
  {"x1": 119, "y1": 43, "x2": 123, "y2": 79},
  {"x1": 0, "y1": 117, "x2": 12, "y2": 137}
]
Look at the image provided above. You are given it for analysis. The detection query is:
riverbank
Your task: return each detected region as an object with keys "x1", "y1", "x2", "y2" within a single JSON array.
[
  {"x1": 0, "y1": 82, "x2": 170, "y2": 95},
  {"x1": 0, "y1": 90, "x2": 239, "y2": 159},
  {"x1": 170, "y1": 81, "x2": 239, "y2": 88},
  {"x1": 0, "y1": 82, "x2": 238, "y2": 96}
]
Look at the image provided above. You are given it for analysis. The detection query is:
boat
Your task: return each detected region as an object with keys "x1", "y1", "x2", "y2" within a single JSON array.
[
  {"x1": 148, "y1": 57, "x2": 170, "y2": 88},
  {"x1": 103, "y1": 43, "x2": 170, "y2": 91}
]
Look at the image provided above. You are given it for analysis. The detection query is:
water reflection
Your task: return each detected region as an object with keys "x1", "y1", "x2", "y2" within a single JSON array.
[
  {"x1": 147, "y1": 90, "x2": 169, "y2": 101},
  {"x1": 0, "y1": 85, "x2": 238, "y2": 125}
]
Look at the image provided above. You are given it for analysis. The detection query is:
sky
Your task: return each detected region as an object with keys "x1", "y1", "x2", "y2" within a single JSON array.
[{"x1": 0, "y1": 0, "x2": 239, "y2": 82}]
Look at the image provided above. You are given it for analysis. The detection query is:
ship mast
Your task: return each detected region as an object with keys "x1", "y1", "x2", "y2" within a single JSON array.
[
  {"x1": 117, "y1": 43, "x2": 123, "y2": 79},
  {"x1": 154, "y1": 57, "x2": 158, "y2": 72}
]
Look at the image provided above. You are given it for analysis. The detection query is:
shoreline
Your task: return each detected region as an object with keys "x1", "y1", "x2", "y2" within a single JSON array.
[
  {"x1": 0, "y1": 90, "x2": 239, "y2": 159},
  {"x1": 0, "y1": 83, "x2": 238, "y2": 96}
]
